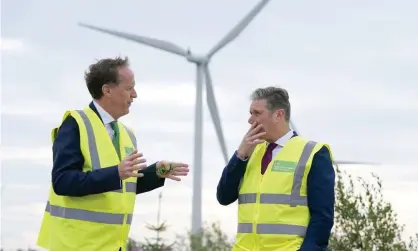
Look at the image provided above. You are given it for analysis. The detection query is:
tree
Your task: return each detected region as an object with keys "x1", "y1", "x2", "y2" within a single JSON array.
[
  {"x1": 127, "y1": 237, "x2": 141, "y2": 251},
  {"x1": 174, "y1": 221, "x2": 233, "y2": 251},
  {"x1": 329, "y1": 167, "x2": 418, "y2": 251},
  {"x1": 138, "y1": 221, "x2": 175, "y2": 251},
  {"x1": 131, "y1": 192, "x2": 175, "y2": 251}
]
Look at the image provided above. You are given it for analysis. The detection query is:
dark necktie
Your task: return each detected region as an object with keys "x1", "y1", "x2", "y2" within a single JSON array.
[
  {"x1": 261, "y1": 142, "x2": 277, "y2": 175},
  {"x1": 110, "y1": 121, "x2": 121, "y2": 160}
]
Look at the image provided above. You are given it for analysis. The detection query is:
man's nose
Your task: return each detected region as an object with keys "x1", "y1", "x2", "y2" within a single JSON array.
[
  {"x1": 248, "y1": 117, "x2": 254, "y2": 124},
  {"x1": 131, "y1": 90, "x2": 137, "y2": 99}
]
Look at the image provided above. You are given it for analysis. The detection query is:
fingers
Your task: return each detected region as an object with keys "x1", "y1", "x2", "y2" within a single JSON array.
[
  {"x1": 173, "y1": 166, "x2": 189, "y2": 172},
  {"x1": 172, "y1": 171, "x2": 188, "y2": 176},
  {"x1": 124, "y1": 158, "x2": 146, "y2": 168},
  {"x1": 247, "y1": 124, "x2": 263, "y2": 138},
  {"x1": 132, "y1": 163, "x2": 147, "y2": 171},
  {"x1": 125, "y1": 151, "x2": 143, "y2": 161},
  {"x1": 121, "y1": 159, "x2": 147, "y2": 178},
  {"x1": 132, "y1": 157, "x2": 146, "y2": 165},
  {"x1": 170, "y1": 166, "x2": 189, "y2": 176},
  {"x1": 120, "y1": 169, "x2": 144, "y2": 179},
  {"x1": 123, "y1": 164, "x2": 146, "y2": 178},
  {"x1": 119, "y1": 151, "x2": 149, "y2": 180},
  {"x1": 247, "y1": 122, "x2": 258, "y2": 133},
  {"x1": 130, "y1": 172, "x2": 144, "y2": 178},
  {"x1": 170, "y1": 162, "x2": 189, "y2": 168},
  {"x1": 248, "y1": 131, "x2": 266, "y2": 142},
  {"x1": 252, "y1": 139, "x2": 264, "y2": 144},
  {"x1": 128, "y1": 149, "x2": 138, "y2": 156}
]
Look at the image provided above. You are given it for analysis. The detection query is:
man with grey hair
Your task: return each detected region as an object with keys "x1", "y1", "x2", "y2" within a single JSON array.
[{"x1": 217, "y1": 86, "x2": 335, "y2": 251}]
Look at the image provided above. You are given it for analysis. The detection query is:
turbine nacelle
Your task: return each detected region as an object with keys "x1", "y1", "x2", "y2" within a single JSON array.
[{"x1": 186, "y1": 52, "x2": 208, "y2": 65}]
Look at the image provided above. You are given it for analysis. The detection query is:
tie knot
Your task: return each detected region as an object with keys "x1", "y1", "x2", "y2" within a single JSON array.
[
  {"x1": 110, "y1": 121, "x2": 118, "y2": 129},
  {"x1": 267, "y1": 142, "x2": 277, "y2": 151}
]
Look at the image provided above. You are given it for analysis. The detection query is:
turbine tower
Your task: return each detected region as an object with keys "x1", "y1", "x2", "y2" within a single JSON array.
[{"x1": 79, "y1": 0, "x2": 272, "y2": 234}]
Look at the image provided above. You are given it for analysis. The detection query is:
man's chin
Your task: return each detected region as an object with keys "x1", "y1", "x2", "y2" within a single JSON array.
[{"x1": 121, "y1": 107, "x2": 130, "y2": 116}]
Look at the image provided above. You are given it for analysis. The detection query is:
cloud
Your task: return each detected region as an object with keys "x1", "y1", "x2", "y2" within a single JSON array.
[
  {"x1": 1, "y1": 146, "x2": 52, "y2": 163},
  {"x1": 0, "y1": 38, "x2": 25, "y2": 52},
  {"x1": 137, "y1": 81, "x2": 232, "y2": 107},
  {"x1": 1, "y1": 114, "x2": 57, "y2": 148},
  {"x1": 1, "y1": 101, "x2": 66, "y2": 117}
]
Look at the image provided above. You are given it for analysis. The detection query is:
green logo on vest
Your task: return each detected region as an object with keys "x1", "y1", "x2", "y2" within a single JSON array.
[
  {"x1": 271, "y1": 160, "x2": 297, "y2": 172},
  {"x1": 124, "y1": 147, "x2": 133, "y2": 155}
]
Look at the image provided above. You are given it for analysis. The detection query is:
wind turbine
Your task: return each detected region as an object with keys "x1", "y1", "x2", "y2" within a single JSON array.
[{"x1": 79, "y1": 0, "x2": 272, "y2": 234}]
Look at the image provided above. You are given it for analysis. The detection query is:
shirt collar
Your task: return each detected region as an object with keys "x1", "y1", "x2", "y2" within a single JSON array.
[
  {"x1": 268, "y1": 129, "x2": 294, "y2": 147},
  {"x1": 92, "y1": 100, "x2": 115, "y2": 125}
]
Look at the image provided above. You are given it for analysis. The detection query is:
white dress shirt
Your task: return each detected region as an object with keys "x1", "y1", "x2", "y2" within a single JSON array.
[
  {"x1": 92, "y1": 100, "x2": 116, "y2": 140},
  {"x1": 269, "y1": 129, "x2": 294, "y2": 157}
]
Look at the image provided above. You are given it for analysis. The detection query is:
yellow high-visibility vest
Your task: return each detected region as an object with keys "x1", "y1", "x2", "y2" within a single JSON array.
[
  {"x1": 37, "y1": 106, "x2": 138, "y2": 251},
  {"x1": 233, "y1": 136, "x2": 333, "y2": 251}
]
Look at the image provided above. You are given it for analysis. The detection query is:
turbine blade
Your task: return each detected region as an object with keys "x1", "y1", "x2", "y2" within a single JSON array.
[
  {"x1": 206, "y1": 0, "x2": 271, "y2": 58},
  {"x1": 289, "y1": 118, "x2": 377, "y2": 167},
  {"x1": 334, "y1": 160, "x2": 380, "y2": 165},
  {"x1": 203, "y1": 64, "x2": 229, "y2": 164},
  {"x1": 78, "y1": 23, "x2": 188, "y2": 57},
  {"x1": 332, "y1": 160, "x2": 379, "y2": 171}
]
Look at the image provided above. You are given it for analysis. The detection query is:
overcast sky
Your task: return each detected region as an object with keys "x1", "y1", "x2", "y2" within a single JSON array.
[{"x1": 1, "y1": 0, "x2": 418, "y2": 250}]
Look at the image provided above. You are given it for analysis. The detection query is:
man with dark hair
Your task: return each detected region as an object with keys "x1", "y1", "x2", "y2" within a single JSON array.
[
  {"x1": 37, "y1": 56, "x2": 190, "y2": 251},
  {"x1": 216, "y1": 86, "x2": 335, "y2": 251}
]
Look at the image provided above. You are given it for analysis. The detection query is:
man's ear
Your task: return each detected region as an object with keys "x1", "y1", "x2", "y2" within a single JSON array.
[
  {"x1": 275, "y1": 109, "x2": 285, "y2": 122},
  {"x1": 102, "y1": 84, "x2": 112, "y2": 97}
]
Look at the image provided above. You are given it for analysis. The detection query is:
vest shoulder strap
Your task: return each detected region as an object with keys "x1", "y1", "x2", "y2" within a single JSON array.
[
  {"x1": 50, "y1": 110, "x2": 79, "y2": 143},
  {"x1": 294, "y1": 137, "x2": 334, "y2": 165},
  {"x1": 119, "y1": 123, "x2": 137, "y2": 149},
  {"x1": 51, "y1": 108, "x2": 138, "y2": 150}
]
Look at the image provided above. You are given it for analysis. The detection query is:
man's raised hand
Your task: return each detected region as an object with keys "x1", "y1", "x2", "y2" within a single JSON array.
[
  {"x1": 236, "y1": 122, "x2": 266, "y2": 160},
  {"x1": 118, "y1": 149, "x2": 147, "y2": 180},
  {"x1": 156, "y1": 161, "x2": 190, "y2": 181}
]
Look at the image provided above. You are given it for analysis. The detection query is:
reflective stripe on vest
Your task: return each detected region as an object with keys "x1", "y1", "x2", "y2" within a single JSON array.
[
  {"x1": 44, "y1": 110, "x2": 138, "y2": 225},
  {"x1": 237, "y1": 223, "x2": 306, "y2": 236},
  {"x1": 237, "y1": 141, "x2": 317, "y2": 236},
  {"x1": 77, "y1": 110, "x2": 137, "y2": 193},
  {"x1": 45, "y1": 201, "x2": 133, "y2": 225}
]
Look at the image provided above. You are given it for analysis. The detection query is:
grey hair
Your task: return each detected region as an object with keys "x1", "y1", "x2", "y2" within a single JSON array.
[{"x1": 251, "y1": 86, "x2": 291, "y2": 121}]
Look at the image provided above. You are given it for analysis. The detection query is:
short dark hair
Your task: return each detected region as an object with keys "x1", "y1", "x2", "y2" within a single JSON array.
[
  {"x1": 251, "y1": 86, "x2": 291, "y2": 121},
  {"x1": 84, "y1": 56, "x2": 130, "y2": 99}
]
